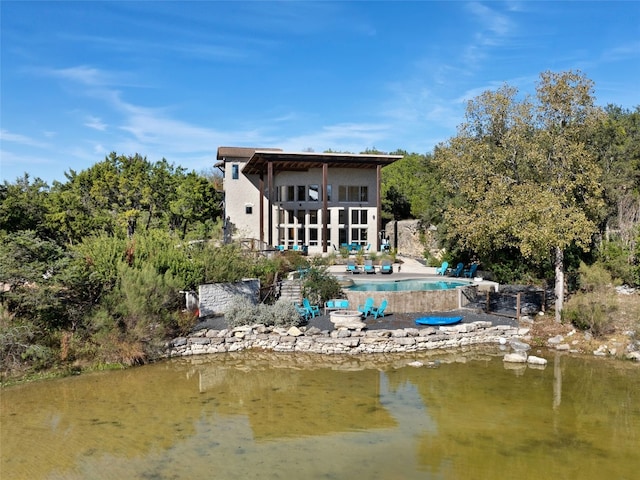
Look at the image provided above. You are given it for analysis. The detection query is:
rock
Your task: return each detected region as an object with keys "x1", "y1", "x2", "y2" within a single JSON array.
[
  {"x1": 407, "y1": 361, "x2": 424, "y2": 368},
  {"x1": 555, "y1": 344, "x2": 570, "y2": 351},
  {"x1": 503, "y1": 352, "x2": 528, "y2": 363},
  {"x1": 548, "y1": 335, "x2": 564, "y2": 344},
  {"x1": 509, "y1": 340, "x2": 531, "y2": 352},
  {"x1": 626, "y1": 351, "x2": 640, "y2": 362},
  {"x1": 527, "y1": 355, "x2": 548, "y2": 366},
  {"x1": 287, "y1": 326, "x2": 303, "y2": 337}
]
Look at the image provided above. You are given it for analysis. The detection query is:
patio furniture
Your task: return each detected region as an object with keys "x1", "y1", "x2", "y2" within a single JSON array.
[
  {"x1": 435, "y1": 261, "x2": 449, "y2": 275},
  {"x1": 302, "y1": 298, "x2": 320, "y2": 318},
  {"x1": 463, "y1": 263, "x2": 479, "y2": 278},
  {"x1": 379, "y1": 259, "x2": 393, "y2": 274},
  {"x1": 346, "y1": 259, "x2": 361, "y2": 274},
  {"x1": 370, "y1": 299, "x2": 388, "y2": 319},
  {"x1": 324, "y1": 298, "x2": 350, "y2": 315},
  {"x1": 363, "y1": 259, "x2": 376, "y2": 274},
  {"x1": 357, "y1": 297, "x2": 374, "y2": 317},
  {"x1": 450, "y1": 262, "x2": 464, "y2": 277}
]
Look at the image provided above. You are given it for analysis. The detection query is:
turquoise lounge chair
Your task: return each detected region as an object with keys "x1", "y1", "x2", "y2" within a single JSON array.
[
  {"x1": 379, "y1": 259, "x2": 393, "y2": 274},
  {"x1": 450, "y1": 262, "x2": 464, "y2": 277},
  {"x1": 463, "y1": 263, "x2": 479, "y2": 278},
  {"x1": 364, "y1": 259, "x2": 376, "y2": 274},
  {"x1": 358, "y1": 298, "x2": 374, "y2": 317},
  {"x1": 302, "y1": 298, "x2": 320, "y2": 318},
  {"x1": 370, "y1": 299, "x2": 388, "y2": 319},
  {"x1": 346, "y1": 260, "x2": 361, "y2": 274},
  {"x1": 436, "y1": 261, "x2": 449, "y2": 275}
]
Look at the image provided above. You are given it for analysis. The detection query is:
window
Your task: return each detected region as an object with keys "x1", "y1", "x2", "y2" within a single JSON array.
[
  {"x1": 296, "y1": 210, "x2": 305, "y2": 224},
  {"x1": 309, "y1": 228, "x2": 318, "y2": 246},
  {"x1": 338, "y1": 209, "x2": 346, "y2": 224},
  {"x1": 231, "y1": 164, "x2": 239, "y2": 180},
  {"x1": 297, "y1": 185, "x2": 306, "y2": 202},
  {"x1": 338, "y1": 228, "x2": 348, "y2": 245},
  {"x1": 351, "y1": 209, "x2": 367, "y2": 225},
  {"x1": 287, "y1": 186, "x2": 295, "y2": 202},
  {"x1": 245, "y1": 204, "x2": 253, "y2": 214},
  {"x1": 309, "y1": 209, "x2": 318, "y2": 224},
  {"x1": 308, "y1": 185, "x2": 319, "y2": 201},
  {"x1": 351, "y1": 228, "x2": 368, "y2": 243},
  {"x1": 338, "y1": 185, "x2": 369, "y2": 202}
]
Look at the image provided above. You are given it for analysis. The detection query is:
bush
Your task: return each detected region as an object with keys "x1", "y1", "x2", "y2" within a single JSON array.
[
  {"x1": 225, "y1": 295, "x2": 302, "y2": 328},
  {"x1": 302, "y1": 267, "x2": 342, "y2": 305},
  {"x1": 563, "y1": 262, "x2": 618, "y2": 336}
]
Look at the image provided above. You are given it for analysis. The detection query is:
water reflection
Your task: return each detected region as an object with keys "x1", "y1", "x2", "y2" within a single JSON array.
[{"x1": 1, "y1": 350, "x2": 638, "y2": 479}]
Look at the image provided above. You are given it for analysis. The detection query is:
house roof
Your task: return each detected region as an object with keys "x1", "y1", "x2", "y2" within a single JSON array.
[{"x1": 242, "y1": 150, "x2": 403, "y2": 175}]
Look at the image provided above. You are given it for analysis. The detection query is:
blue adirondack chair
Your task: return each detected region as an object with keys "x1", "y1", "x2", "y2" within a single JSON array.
[
  {"x1": 303, "y1": 298, "x2": 320, "y2": 318},
  {"x1": 358, "y1": 297, "x2": 374, "y2": 317},
  {"x1": 370, "y1": 299, "x2": 388, "y2": 319},
  {"x1": 464, "y1": 263, "x2": 479, "y2": 278},
  {"x1": 435, "y1": 261, "x2": 449, "y2": 275},
  {"x1": 379, "y1": 259, "x2": 393, "y2": 274},
  {"x1": 295, "y1": 303, "x2": 310, "y2": 320},
  {"x1": 451, "y1": 262, "x2": 464, "y2": 277}
]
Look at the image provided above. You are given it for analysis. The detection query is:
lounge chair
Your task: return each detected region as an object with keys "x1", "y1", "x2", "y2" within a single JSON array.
[
  {"x1": 463, "y1": 263, "x2": 479, "y2": 278},
  {"x1": 346, "y1": 259, "x2": 361, "y2": 274},
  {"x1": 379, "y1": 259, "x2": 393, "y2": 274},
  {"x1": 302, "y1": 298, "x2": 320, "y2": 318},
  {"x1": 370, "y1": 299, "x2": 388, "y2": 319},
  {"x1": 357, "y1": 297, "x2": 374, "y2": 317},
  {"x1": 435, "y1": 261, "x2": 449, "y2": 276},
  {"x1": 450, "y1": 262, "x2": 464, "y2": 277},
  {"x1": 364, "y1": 259, "x2": 376, "y2": 274}
]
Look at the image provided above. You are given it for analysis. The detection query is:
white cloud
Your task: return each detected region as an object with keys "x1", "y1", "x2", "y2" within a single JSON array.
[
  {"x1": 0, "y1": 129, "x2": 50, "y2": 149},
  {"x1": 85, "y1": 116, "x2": 107, "y2": 131}
]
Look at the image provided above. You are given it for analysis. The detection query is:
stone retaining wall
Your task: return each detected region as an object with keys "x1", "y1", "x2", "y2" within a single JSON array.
[
  {"x1": 198, "y1": 279, "x2": 260, "y2": 317},
  {"x1": 168, "y1": 321, "x2": 528, "y2": 357}
]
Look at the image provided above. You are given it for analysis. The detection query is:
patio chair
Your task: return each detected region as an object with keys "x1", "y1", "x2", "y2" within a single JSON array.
[
  {"x1": 450, "y1": 262, "x2": 464, "y2": 277},
  {"x1": 357, "y1": 297, "x2": 374, "y2": 317},
  {"x1": 379, "y1": 259, "x2": 393, "y2": 274},
  {"x1": 370, "y1": 299, "x2": 388, "y2": 319},
  {"x1": 346, "y1": 259, "x2": 361, "y2": 274},
  {"x1": 294, "y1": 303, "x2": 310, "y2": 321},
  {"x1": 463, "y1": 263, "x2": 479, "y2": 278},
  {"x1": 435, "y1": 261, "x2": 449, "y2": 275},
  {"x1": 302, "y1": 298, "x2": 320, "y2": 318},
  {"x1": 364, "y1": 259, "x2": 376, "y2": 274}
]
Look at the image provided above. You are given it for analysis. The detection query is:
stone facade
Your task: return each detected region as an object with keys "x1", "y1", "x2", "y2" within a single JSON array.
[
  {"x1": 198, "y1": 279, "x2": 260, "y2": 317},
  {"x1": 167, "y1": 321, "x2": 528, "y2": 357}
]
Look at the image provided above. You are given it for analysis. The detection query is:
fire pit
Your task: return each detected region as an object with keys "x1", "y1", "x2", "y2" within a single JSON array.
[{"x1": 329, "y1": 310, "x2": 366, "y2": 330}]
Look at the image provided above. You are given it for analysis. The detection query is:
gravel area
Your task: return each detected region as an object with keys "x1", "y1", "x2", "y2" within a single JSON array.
[{"x1": 193, "y1": 308, "x2": 518, "y2": 333}]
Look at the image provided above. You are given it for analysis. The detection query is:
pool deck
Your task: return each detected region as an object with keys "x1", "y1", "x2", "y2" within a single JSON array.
[{"x1": 194, "y1": 257, "x2": 514, "y2": 333}]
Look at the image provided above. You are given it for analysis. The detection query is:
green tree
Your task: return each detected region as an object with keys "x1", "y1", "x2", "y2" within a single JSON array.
[
  {"x1": 435, "y1": 71, "x2": 605, "y2": 321},
  {"x1": 0, "y1": 174, "x2": 50, "y2": 237}
]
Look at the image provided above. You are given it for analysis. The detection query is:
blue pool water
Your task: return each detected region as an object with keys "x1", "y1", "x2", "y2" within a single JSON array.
[{"x1": 346, "y1": 279, "x2": 467, "y2": 292}]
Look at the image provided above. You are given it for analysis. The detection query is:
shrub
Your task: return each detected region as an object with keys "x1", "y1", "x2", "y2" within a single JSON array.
[
  {"x1": 302, "y1": 267, "x2": 342, "y2": 305},
  {"x1": 563, "y1": 262, "x2": 618, "y2": 336},
  {"x1": 225, "y1": 295, "x2": 302, "y2": 328}
]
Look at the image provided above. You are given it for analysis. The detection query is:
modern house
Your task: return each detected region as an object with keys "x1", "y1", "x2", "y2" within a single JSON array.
[{"x1": 216, "y1": 146, "x2": 403, "y2": 255}]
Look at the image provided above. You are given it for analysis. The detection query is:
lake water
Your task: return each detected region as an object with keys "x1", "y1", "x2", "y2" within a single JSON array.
[{"x1": 1, "y1": 349, "x2": 639, "y2": 479}]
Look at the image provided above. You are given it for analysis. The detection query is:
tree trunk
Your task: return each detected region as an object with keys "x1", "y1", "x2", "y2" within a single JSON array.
[{"x1": 554, "y1": 246, "x2": 564, "y2": 323}]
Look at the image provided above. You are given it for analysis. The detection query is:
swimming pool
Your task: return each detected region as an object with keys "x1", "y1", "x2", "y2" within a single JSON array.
[
  {"x1": 342, "y1": 279, "x2": 475, "y2": 313},
  {"x1": 346, "y1": 279, "x2": 467, "y2": 292}
]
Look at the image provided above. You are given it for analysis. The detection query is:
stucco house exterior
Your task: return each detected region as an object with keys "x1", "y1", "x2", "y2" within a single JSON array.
[{"x1": 216, "y1": 146, "x2": 403, "y2": 255}]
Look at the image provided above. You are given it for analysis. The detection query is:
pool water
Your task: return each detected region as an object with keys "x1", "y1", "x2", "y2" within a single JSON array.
[{"x1": 347, "y1": 279, "x2": 467, "y2": 292}]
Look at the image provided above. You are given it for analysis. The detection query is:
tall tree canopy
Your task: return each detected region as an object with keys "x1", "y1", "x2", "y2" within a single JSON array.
[{"x1": 434, "y1": 71, "x2": 606, "y2": 321}]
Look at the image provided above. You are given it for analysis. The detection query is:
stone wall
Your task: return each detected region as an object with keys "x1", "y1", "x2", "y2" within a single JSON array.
[
  {"x1": 168, "y1": 321, "x2": 528, "y2": 357},
  {"x1": 198, "y1": 279, "x2": 260, "y2": 317}
]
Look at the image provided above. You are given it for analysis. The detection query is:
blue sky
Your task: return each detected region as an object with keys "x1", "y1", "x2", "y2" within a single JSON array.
[{"x1": 2, "y1": 1, "x2": 639, "y2": 185}]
